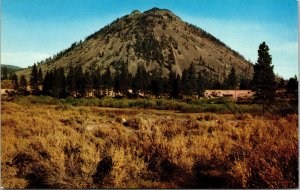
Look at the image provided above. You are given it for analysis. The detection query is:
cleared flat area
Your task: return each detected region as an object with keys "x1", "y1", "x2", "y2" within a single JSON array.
[{"x1": 1, "y1": 100, "x2": 298, "y2": 188}]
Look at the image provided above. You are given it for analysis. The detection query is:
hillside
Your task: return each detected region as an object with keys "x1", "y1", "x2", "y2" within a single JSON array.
[
  {"x1": 1, "y1": 64, "x2": 23, "y2": 70},
  {"x1": 16, "y1": 8, "x2": 253, "y2": 82}
]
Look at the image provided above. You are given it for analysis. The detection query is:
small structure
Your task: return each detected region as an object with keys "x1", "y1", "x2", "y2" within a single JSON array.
[{"x1": 204, "y1": 90, "x2": 254, "y2": 100}]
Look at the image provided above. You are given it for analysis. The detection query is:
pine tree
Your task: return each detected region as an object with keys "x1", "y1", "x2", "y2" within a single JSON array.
[
  {"x1": 52, "y1": 69, "x2": 61, "y2": 98},
  {"x1": 286, "y1": 75, "x2": 298, "y2": 94},
  {"x1": 113, "y1": 70, "x2": 121, "y2": 96},
  {"x1": 11, "y1": 73, "x2": 19, "y2": 90},
  {"x1": 225, "y1": 67, "x2": 237, "y2": 89},
  {"x1": 252, "y1": 42, "x2": 276, "y2": 112},
  {"x1": 19, "y1": 75, "x2": 28, "y2": 95},
  {"x1": 84, "y1": 71, "x2": 93, "y2": 97},
  {"x1": 212, "y1": 80, "x2": 222, "y2": 90},
  {"x1": 42, "y1": 71, "x2": 50, "y2": 95},
  {"x1": 48, "y1": 71, "x2": 54, "y2": 96},
  {"x1": 168, "y1": 70, "x2": 176, "y2": 98},
  {"x1": 171, "y1": 74, "x2": 180, "y2": 99},
  {"x1": 181, "y1": 63, "x2": 197, "y2": 96},
  {"x1": 93, "y1": 67, "x2": 102, "y2": 98},
  {"x1": 30, "y1": 63, "x2": 39, "y2": 95},
  {"x1": 196, "y1": 72, "x2": 207, "y2": 97},
  {"x1": 150, "y1": 79, "x2": 160, "y2": 98},
  {"x1": 239, "y1": 75, "x2": 250, "y2": 90},
  {"x1": 150, "y1": 68, "x2": 163, "y2": 98},
  {"x1": 119, "y1": 63, "x2": 129, "y2": 95},
  {"x1": 102, "y1": 67, "x2": 112, "y2": 96},
  {"x1": 132, "y1": 65, "x2": 149, "y2": 94},
  {"x1": 75, "y1": 66, "x2": 85, "y2": 97},
  {"x1": 66, "y1": 67, "x2": 76, "y2": 97},
  {"x1": 58, "y1": 68, "x2": 67, "y2": 98}
]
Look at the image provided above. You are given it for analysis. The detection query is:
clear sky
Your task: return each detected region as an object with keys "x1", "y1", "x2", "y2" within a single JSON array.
[{"x1": 1, "y1": 0, "x2": 298, "y2": 79}]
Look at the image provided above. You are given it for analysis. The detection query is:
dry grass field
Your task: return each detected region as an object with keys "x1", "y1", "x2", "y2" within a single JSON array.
[{"x1": 1, "y1": 98, "x2": 298, "y2": 188}]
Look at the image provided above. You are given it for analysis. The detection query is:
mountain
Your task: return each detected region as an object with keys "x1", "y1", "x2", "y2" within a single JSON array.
[{"x1": 16, "y1": 8, "x2": 253, "y2": 82}]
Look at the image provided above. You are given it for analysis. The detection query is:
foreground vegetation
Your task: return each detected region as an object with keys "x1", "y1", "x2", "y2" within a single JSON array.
[
  {"x1": 1, "y1": 96, "x2": 298, "y2": 188},
  {"x1": 8, "y1": 95, "x2": 298, "y2": 115}
]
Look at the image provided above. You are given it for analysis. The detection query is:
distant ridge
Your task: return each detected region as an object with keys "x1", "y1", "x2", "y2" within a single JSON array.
[{"x1": 1, "y1": 64, "x2": 23, "y2": 70}]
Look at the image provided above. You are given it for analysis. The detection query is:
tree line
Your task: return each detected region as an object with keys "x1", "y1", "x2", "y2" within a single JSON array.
[
  {"x1": 9, "y1": 63, "x2": 249, "y2": 99},
  {"x1": 9, "y1": 42, "x2": 298, "y2": 101}
]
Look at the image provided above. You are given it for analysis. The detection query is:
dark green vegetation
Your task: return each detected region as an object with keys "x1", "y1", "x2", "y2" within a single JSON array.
[
  {"x1": 13, "y1": 62, "x2": 247, "y2": 99},
  {"x1": 252, "y1": 42, "x2": 277, "y2": 112}
]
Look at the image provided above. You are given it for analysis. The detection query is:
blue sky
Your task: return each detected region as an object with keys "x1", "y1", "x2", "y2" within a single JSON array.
[{"x1": 1, "y1": 0, "x2": 298, "y2": 79}]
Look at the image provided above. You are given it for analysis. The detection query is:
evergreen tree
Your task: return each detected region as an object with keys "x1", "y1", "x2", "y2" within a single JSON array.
[
  {"x1": 42, "y1": 71, "x2": 50, "y2": 95},
  {"x1": 19, "y1": 75, "x2": 28, "y2": 95},
  {"x1": 2, "y1": 66, "x2": 8, "y2": 80},
  {"x1": 66, "y1": 67, "x2": 76, "y2": 97},
  {"x1": 102, "y1": 67, "x2": 112, "y2": 96},
  {"x1": 134, "y1": 64, "x2": 144, "y2": 95},
  {"x1": 75, "y1": 66, "x2": 85, "y2": 97},
  {"x1": 11, "y1": 73, "x2": 19, "y2": 90},
  {"x1": 181, "y1": 63, "x2": 197, "y2": 96},
  {"x1": 144, "y1": 69, "x2": 151, "y2": 95},
  {"x1": 286, "y1": 75, "x2": 298, "y2": 94},
  {"x1": 133, "y1": 64, "x2": 149, "y2": 96},
  {"x1": 239, "y1": 75, "x2": 251, "y2": 90},
  {"x1": 30, "y1": 63, "x2": 39, "y2": 95},
  {"x1": 113, "y1": 70, "x2": 121, "y2": 95},
  {"x1": 150, "y1": 79, "x2": 160, "y2": 98},
  {"x1": 196, "y1": 72, "x2": 206, "y2": 97},
  {"x1": 252, "y1": 42, "x2": 276, "y2": 112},
  {"x1": 84, "y1": 71, "x2": 93, "y2": 97},
  {"x1": 47, "y1": 68, "x2": 66, "y2": 98},
  {"x1": 119, "y1": 63, "x2": 130, "y2": 95},
  {"x1": 161, "y1": 77, "x2": 169, "y2": 95},
  {"x1": 48, "y1": 71, "x2": 54, "y2": 96},
  {"x1": 212, "y1": 80, "x2": 222, "y2": 89},
  {"x1": 93, "y1": 67, "x2": 102, "y2": 98},
  {"x1": 225, "y1": 67, "x2": 237, "y2": 89},
  {"x1": 171, "y1": 75, "x2": 180, "y2": 99},
  {"x1": 150, "y1": 68, "x2": 163, "y2": 98},
  {"x1": 58, "y1": 68, "x2": 67, "y2": 98},
  {"x1": 52, "y1": 69, "x2": 60, "y2": 98},
  {"x1": 168, "y1": 70, "x2": 176, "y2": 97}
]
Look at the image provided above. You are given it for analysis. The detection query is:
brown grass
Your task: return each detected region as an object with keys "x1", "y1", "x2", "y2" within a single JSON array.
[{"x1": 1, "y1": 101, "x2": 298, "y2": 188}]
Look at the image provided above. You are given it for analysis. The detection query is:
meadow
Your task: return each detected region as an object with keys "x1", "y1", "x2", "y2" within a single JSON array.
[{"x1": 1, "y1": 96, "x2": 298, "y2": 188}]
